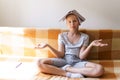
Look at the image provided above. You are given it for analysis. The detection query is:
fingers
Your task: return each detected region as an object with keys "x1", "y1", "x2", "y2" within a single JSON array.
[
  {"x1": 34, "y1": 43, "x2": 47, "y2": 49},
  {"x1": 94, "y1": 39, "x2": 102, "y2": 42},
  {"x1": 34, "y1": 43, "x2": 42, "y2": 49},
  {"x1": 100, "y1": 43, "x2": 108, "y2": 47},
  {"x1": 34, "y1": 45, "x2": 40, "y2": 49},
  {"x1": 97, "y1": 39, "x2": 102, "y2": 41},
  {"x1": 93, "y1": 39, "x2": 108, "y2": 47}
]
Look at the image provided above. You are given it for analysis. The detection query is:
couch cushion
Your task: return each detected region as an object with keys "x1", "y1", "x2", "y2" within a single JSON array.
[{"x1": 0, "y1": 27, "x2": 120, "y2": 60}]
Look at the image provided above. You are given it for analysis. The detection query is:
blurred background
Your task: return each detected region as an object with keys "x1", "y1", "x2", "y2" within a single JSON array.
[{"x1": 0, "y1": 0, "x2": 120, "y2": 29}]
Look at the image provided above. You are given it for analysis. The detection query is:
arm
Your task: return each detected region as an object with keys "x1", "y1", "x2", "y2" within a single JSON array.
[
  {"x1": 79, "y1": 39, "x2": 108, "y2": 60},
  {"x1": 35, "y1": 43, "x2": 65, "y2": 58}
]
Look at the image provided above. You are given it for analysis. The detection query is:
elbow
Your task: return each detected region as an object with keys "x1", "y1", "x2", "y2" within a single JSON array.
[
  {"x1": 56, "y1": 55, "x2": 63, "y2": 58},
  {"x1": 80, "y1": 57, "x2": 84, "y2": 60},
  {"x1": 59, "y1": 52, "x2": 65, "y2": 58},
  {"x1": 56, "y1": 53, "x2": 64, "y2": 58},
  {"x1": 79, "y1": 55, "x2": 86, "y2": 60},
  {"x1": 59, "y1": 54, "x2": 64, "y2": 58}
]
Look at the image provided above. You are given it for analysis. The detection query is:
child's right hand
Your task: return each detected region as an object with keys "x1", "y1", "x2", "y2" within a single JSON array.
[{"x1": 35, "y1": 43, "x2": 48, "y2": 49}]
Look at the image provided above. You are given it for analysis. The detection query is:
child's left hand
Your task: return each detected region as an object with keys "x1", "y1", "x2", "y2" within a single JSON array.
[{"x1": 90, "y1": 39, "x2": 108, "y2": 47}]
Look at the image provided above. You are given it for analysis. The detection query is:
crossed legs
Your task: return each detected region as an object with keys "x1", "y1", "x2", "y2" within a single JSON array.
[
  {"x1": 37, "y1": 58, "x2": 104, "y2": 78},
  {"x1": 37, "y1": 58, "x2": 67, "y2": 76},
  {"x1": 66, "y1": 62, "x2": 105, "y2": 77}
]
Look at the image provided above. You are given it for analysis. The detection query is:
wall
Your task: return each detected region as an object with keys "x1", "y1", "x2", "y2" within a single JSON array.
[{"x1": 0, "y1": 0, "x2": 120, "y2": 29}]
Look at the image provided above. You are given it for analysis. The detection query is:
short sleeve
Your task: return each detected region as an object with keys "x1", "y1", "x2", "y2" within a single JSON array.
[
  {"x1": 83, "y1": 34, "x2": 89, "y2": 46},
  {"x1": 58, "y1": 33, "x2": 64, "y2": 45}
]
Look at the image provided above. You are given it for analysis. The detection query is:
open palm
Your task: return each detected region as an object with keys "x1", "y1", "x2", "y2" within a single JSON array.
[
  {"x1": 35, "y1": 43, "x2": 48, "y2": 49},
  {"x1": 90, "y1": 39, "x2": 108, "y2": 47}
]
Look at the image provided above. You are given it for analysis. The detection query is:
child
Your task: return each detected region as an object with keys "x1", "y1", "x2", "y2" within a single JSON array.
[{"x1": 35, "y1": 10, "x2": 108, "y2": 78}]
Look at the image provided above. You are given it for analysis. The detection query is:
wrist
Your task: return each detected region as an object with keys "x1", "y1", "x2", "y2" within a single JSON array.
[
  {"x1": 89, "y1": 43, "x2": 93, "y2": 48},
  {"x1": 47, "y1": 44, "x2": 51, "y2": 48}
]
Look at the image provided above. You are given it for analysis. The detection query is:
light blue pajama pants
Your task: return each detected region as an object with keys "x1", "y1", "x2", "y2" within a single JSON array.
[{"x1": 50, "y1": 54, "x2": 88, "y2": 68}]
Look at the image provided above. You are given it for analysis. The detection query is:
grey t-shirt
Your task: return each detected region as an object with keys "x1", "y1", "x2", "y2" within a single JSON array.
[{"x1": 58, "y1": 32, "x2": 89, "y2": 57}]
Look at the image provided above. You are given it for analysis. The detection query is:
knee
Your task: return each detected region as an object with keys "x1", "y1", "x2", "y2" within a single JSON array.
[
  {"x1": 37, "y1": 59, "x2": 46, "y2": 70},
  {"x1": 93, "y1": 64, "x2": 105, "y2": 77},
  {"x1": 37, "y1": 59, "x2": 52, "y2": 72}
]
